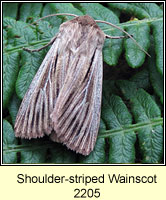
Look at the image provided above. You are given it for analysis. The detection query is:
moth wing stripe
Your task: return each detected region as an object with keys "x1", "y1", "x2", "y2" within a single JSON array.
[
  {"x1": 54, "y1": 51, "x2": 96, "y2": 112},
  {"x1": 69, "y1": 50, "x2": 103, "y2": 154},
  {"x1": 67, "y1": 103, "x2": 89, "y2": 144},
  {"x1": 52, "y1": 44, "x2": 103, "y2": 155},
  {"x1": 53, "y1": 82, "x2": 88, "y2": 128},
  {"x1": 15, "y1": 39, "x2": 60, "y2": 138},
  {"x1": 50, "y1": 48, "x2": 98, "y2": 129},
  {"x1": 43, "y1": 89, "x2": 49, "y2": 133}
]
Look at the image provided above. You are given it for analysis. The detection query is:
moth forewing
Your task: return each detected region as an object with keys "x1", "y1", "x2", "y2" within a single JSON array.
[
  {"x1": 51, "y1": 51, "x2": 103, "y2": 155},
  {"x1": 50, "y1": 16, "x2": 105, "y2": 155},
  {"x1": 14, "y1": 36, "x2": 60, "y2": 138}
]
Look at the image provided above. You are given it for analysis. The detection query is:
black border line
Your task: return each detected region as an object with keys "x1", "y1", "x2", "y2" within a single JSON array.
[{"x1": 1, "y1": 1, "x2": 165, "y2": 166}]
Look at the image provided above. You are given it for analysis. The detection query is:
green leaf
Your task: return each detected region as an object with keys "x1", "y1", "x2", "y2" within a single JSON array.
[
  {"x1": 3, "y1": 29, "x2": 7, "y2": 46},
  {"x1": 129, "y1": 68, "x2": 150, "y2": 90},
  {"x1": 99, "y1": 117, "x2": 107, "y2": 132},
  {"x1": 3, "y1": 17, "x2": 16, "y2": 46},
  {"x1": 130, "y1": 89, "x2": 163, "y2": 163},
  {"x1": 102, "y1": 80, "x2": 118, "y2": 101},
  {"x1": 40, "y1": 4, "x2": 65, "y2": 39},
  {"x1": 48, "y1": 143, "x2": 77, "y2": 163},
  {"x1": 78, "y1": 3, "x2": 123, "y2": 66},
  {"x1": 102, "y1": 95, "x2": 133, "y2": 129},
  {"x1": 79, "y1": 138, "x2": 106, "y2": 164},
  {"x1": 103, "y1": 33, "x2": 123, "y2": 66},
  {"x1": 16, "y1": 50, "x2": 46, "y2": 99},
  {"x1": 131, "y1": 89, "x2": 161, "y2": 121},
  {"x1": 108, "y1": 3, "x2": 163, "y2": 69},
  {"x1": 114, "y1": 82, "x2": 163, "y2": 163},
  {"x1": 54, "y1": 3, "x2": 83, "y2": 16},
  {"x1": 3, "y1": 136, "x2": 78, "y2": 163},
  {"x1": 42, "y1": 4, "x2": 62, "y2": 27},
  {"x1": 8, "y1": 94, "x2": 21, "y2": 125},
  {"x1": 151, "y1": 20, "x2": 163, "y2": 75},
  {"x1": 19, "y1": 3, "x2": 43, "y2": 22},
  {"x1": 137, "y1": 126, "x2": 163, "y2": 163},
  {"x1": 148, "y1": 49, "x2": 163, "y2": 104},
  {"x1": 124, "y1": 22, "x2": 150, "y2": 68},
  {"x1": 43, "y1": 3, "x2": 83, "y2": 21},
  {"x1": 3, "y1": 3, "x2": 19, "y2": 19},
  {"x1": 3, "y1": 52, "x2": 19, "y2": 108},
  {"x1": 101, "y1": 94, "x2": 136, "y2": 163},
  {"x1": 109, "y1": 132, "x2": 136, "y2": 163},
  {"x1": 116, "y1": 68, "x2": 150, "y2": 98},
  {"x1": 20, "y1": 139, "x2": 48, "y2": 164},
  {"x1": 4, "y1": 17, "x2": 37, "y2": 46},
  {"x1": 116, "y1": 80, "x2": 138, "y2": 100},
  {"x1": 37, "y1": 20, "x2": 60, "y2": 40},
  {"x1": 78, "y1": 3, "x2": 119, "y2": 22},
  {"x1": 3, "y1": 120, "x2": 18, "y2": 163},
  {"x1": 108, "y1": 3, "x2": 163, "y2": 19}
]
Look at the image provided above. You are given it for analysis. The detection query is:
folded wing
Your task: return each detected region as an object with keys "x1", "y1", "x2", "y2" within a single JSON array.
[{"x1": 50, "y1": 16, "x2": 105, "y2": 155}]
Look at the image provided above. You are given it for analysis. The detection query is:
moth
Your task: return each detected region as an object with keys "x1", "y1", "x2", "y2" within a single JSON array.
[{"x1": 14, "y1": 13, "x2": 150, "y2": 155}]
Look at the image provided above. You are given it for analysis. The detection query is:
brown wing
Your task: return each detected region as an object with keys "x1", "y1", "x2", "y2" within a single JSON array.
[
  {"x1": 14, "y1": 37, "x2": 61, "y2": 139},
  {"x1": 50, "y1": 16, "x2": 105, "y2": 155}
]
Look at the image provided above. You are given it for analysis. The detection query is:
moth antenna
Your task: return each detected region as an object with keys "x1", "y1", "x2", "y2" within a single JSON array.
[
  {"x1": 26, "y1": 13, "x2": 78, "y2": 27},
  {"x1": 95, "y1": 20, "x2": 151, "y2": 57}
]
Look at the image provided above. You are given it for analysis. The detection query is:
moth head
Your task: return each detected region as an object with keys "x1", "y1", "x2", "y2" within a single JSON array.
[{"x1": 72, "y1": 15, "x2": 98, "y2": 28}]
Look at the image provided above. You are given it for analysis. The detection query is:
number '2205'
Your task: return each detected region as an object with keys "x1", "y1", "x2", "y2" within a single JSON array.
[{"x1": 74, "y1": 188, "x2": 100, "y2": 198}]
